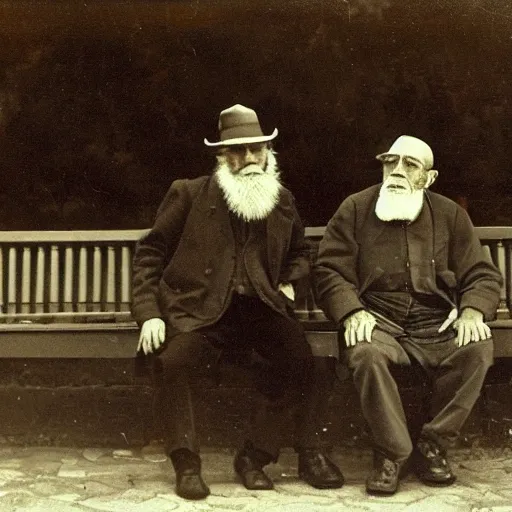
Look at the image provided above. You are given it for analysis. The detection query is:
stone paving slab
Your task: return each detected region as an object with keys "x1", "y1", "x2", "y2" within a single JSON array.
[{"x1": 0, "y1": 445, "x2": 511, "y2": 511}]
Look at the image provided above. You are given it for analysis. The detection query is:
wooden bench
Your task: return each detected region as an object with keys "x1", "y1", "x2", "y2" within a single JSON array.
[
  {"x1": 0, "y1": 226, "x2": 510, "y2": 359},
  {"x1": 0, "y1": 226, "x2": 509, "y2": 448}
]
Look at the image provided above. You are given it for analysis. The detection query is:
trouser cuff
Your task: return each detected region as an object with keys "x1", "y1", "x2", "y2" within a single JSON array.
[
  {"x1": 244, "y1": 440, "x2": 278, "y2": 464},
  {"x1": 170, "y1": 448, "x2": 201, "y2": 472},
  {"x1": 373, "y1": 442, "x2": 412, "y2": 464},
  {"x1": 419, "y1": 429, "x2": 455, "y2": 451}
]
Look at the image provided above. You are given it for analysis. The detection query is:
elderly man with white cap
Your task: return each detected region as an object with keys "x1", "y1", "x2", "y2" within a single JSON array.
[
  {"x1": 131, "y1": 104, "x2": 343, "y2": 500},
  {"x1": 314, "y1": 135, "x2": 502, "y2": 495}
]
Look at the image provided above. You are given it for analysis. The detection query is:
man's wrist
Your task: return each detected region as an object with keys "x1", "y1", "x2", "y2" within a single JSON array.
[
  {"x1": 461, "y1": 306, "x2": 484, "y2": 319},
  {"x1": 338, "y1": 308, "x2": 365, "y2": 325}
]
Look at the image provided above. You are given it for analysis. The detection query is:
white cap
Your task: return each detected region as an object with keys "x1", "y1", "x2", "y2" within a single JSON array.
[{"x1": 376, "y1": 135, "x2": 434, "y2": 170}]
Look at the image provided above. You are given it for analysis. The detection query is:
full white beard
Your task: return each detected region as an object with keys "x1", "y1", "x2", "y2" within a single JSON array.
[
  {"x1": 215, "y1": 151, "x2": 281, "y2": 221},
  {"x1": 375, "y1": 186, "x2": 425, "y2": 222}
]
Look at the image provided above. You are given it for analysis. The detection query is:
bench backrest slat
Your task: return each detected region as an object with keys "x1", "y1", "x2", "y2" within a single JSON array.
[{"x1": 0, "y1": 235, "x2": 144, "y2": 321}]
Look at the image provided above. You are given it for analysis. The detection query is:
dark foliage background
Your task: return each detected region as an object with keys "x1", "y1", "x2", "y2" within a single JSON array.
[{"x1": 0, "y1": 0, "x2": 511, "y2": 229}]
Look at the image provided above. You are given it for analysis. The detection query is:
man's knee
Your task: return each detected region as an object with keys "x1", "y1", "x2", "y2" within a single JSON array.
[
  {"x1": 156, "y1": 332, "x2": 212, "y2": 372},
  {"x1": 460, "y1": 338, "x2": 494, "y2": 374},
  {"x1": 345, "y1": 341, "x2": 389, "y2": 370}
]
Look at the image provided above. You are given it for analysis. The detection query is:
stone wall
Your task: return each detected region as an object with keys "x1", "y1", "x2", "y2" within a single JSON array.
[{"x1": 0, "y1": 356, "x2": 511, "y2": 450}]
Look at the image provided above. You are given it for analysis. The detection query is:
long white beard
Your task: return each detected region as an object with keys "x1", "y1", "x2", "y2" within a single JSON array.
[
  {"x1": 215, "y1": 151, "x2": 281, "y2": 221},
  {"x1": 375, "y1": 186, "x2": 425, "y2": 222}
]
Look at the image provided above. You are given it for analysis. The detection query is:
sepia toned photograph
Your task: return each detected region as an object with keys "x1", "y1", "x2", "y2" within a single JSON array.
[{"x1": 0, "y1": 1, "x2": 511, "y2": 509}]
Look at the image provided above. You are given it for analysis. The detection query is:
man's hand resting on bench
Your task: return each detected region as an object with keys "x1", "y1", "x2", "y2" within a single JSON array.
[{"x1": 137, "y1": 318, "x2": 166, "y2": 355}]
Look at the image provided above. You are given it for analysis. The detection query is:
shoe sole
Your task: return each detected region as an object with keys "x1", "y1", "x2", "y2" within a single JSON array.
[
  {"x1": 235, "y1": 473, "x2": 274, "y2": 490},
  {"x1": 298, "y1": 472, "x2": 344, "y2": 489},
  {"x1": 176, "y1": 491, "x2": 210, "y2": 500},
  {"x1": 366, "y1": 487, "x2": 398, "y2": 496},
  {"x1": 176, "y1": 486, "x2": 210, "y2": 501},
  {"x1": 176, "y1": 489, "x2": 210, "y2": 501},
  {"x1": 419, "y1": 476, "x2": 457, "y2": 487}
]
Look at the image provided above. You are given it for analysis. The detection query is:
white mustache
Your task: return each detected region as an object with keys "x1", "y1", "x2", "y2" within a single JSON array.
[
  {"x1": 385, "y1": 176, "x2": 410, "y2": 192},
  {"x1": 239, "y1": 164, "x2": 264, "y2": 176}
]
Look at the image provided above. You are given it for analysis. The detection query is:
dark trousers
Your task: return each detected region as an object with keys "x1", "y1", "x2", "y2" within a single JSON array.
[
  {"x1": 345, "y1": 292, "x2": 494, "y2": 462},
  {"x1": 153, "y1": 295, "x2": 334, "y2": 460}
]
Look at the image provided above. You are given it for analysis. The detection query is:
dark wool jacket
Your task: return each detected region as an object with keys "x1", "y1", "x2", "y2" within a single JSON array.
[
  {"x1": 313, "y1": 184, "x2": 502, "y2": 326},
  {"x1": 131, "y1": 176, "x2": 310, "y2": 332}
]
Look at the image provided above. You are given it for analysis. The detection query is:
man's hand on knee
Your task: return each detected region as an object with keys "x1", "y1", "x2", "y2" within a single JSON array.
[
  {"x1": 342, "y1": 310, "x2": 377, "y2": 347},
  {"x1": 453, "y1": 307, "x2": 491, "y2": 347},
  {"x1": 138, "y1": 318, "x2": 166, "y2": 355}
]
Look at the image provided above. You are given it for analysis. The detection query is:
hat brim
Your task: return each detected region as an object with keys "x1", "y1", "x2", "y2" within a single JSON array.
[
  {"x1": 375, "y1": 151, "x2": 432, "y2": 169},
  {"x1": 375, "y1": 152, "x2": 397, "y2": 162},
  {"x1": 204, "y1": 128, "x2": 278, "y2": 147}
]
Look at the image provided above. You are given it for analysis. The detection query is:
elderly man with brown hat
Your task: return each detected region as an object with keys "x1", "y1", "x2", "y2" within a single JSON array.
[
  {"x1": 314, "y1": 135, "x2": 502, "y2": 495},
  {"x1": 131, "y1": 104, "x2": 343, "y2": 500}
]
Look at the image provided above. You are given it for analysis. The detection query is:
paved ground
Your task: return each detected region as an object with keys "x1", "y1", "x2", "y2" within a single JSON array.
[{"x1": 0, "y1": 443, "x2": 512, "y2": 511}]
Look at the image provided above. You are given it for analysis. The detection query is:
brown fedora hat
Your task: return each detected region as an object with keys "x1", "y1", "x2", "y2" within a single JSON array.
[{"x1": 204, "y1": 104, "x2": 278, "y2": 147}]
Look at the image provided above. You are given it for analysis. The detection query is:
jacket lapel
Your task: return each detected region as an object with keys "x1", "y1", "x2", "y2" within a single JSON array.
[
  {"x1": 200, "y1": 176, "x2": 233, "y2": 240},
  {"x1": 265, "y1": 190, "x2": 294, "y2": 271}
]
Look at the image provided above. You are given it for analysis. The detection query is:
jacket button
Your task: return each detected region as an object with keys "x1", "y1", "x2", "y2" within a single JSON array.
[{"x1": 204, "y1": 268, "x2": 213, "y2": 276}]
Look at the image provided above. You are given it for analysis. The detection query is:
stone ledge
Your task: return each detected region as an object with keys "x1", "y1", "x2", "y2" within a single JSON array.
[
  {"x1": 0, "y1": 358, "x2": 509, "y2": 448},
  {"x1": 0, "y1": 380, "x2": 506, "y2": 449}
]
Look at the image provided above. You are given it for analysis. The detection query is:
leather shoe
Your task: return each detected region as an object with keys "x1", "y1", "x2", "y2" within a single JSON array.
[
  {"x1": 170, "y1": 449, "x2": 210, "y2": 500},
  {"x1": 414, "y1": 436, "x2": 456, "y2": 486},
  {"x1": 366, "y1": 451, "x2": 402, "y2": 495},
  {"x1": 298, "y1": 450, "x2": 344, "y2": 489},
  {"x1": 234, "y1": 451, "x2": 274, "y2": 490}
]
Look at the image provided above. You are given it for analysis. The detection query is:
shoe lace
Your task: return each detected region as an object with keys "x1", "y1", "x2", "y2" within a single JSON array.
[
  {"x1": 418, "y1": 440, "x2": 448, "y2": 467},
  {"x1": 381, "y1": 458, "x2": 397, "y2": 478}
]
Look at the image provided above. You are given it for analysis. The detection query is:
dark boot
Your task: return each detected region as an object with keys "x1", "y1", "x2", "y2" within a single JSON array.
[
  {"x1": 366, "y1": 451, "x2": 403, "y2": 495},
  {"x1": 234, "y1": 443, "x2": 274, "y2": 490},
  {"x1": 414, "y1": 436, "x2": 456, "y2": 486},
  {"x1": 170, "y1": 448, "x2": 210, "y2": 500},
  {"x1": 298, "y1": 450, "x2": 344, "y2": 489}
]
